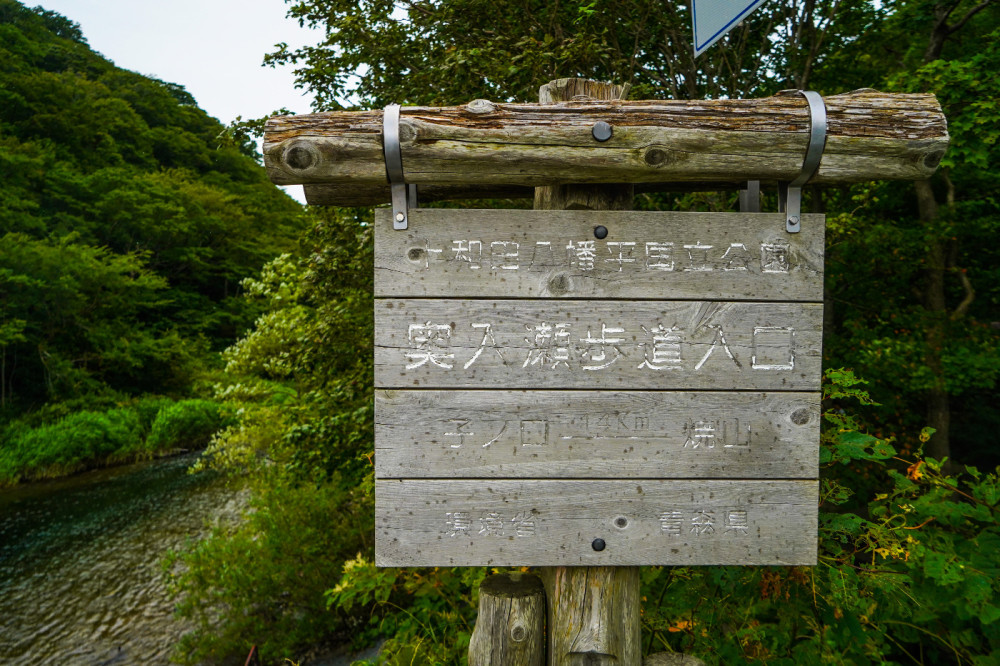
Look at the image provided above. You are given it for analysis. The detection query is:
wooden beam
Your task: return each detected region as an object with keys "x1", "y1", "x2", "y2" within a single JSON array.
[
  {"x1": 533, "y1": 77, "x2": 641, "y2": 666},
  {"x1": 264, "y1": 90, "x2": 948, "y2": 201}
]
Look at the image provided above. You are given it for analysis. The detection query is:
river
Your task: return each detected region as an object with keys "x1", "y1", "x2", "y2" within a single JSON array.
[{"x1": 0, "y1": 454, "x2": 244, "y2": 664}]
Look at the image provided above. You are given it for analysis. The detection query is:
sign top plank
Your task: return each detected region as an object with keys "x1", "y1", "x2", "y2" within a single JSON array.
[{"x1": 375, "y1": 209, "x2": 825, "y2": 302}]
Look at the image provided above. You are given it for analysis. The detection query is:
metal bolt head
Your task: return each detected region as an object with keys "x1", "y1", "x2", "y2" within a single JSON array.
[
  {"x1": 592, "y1": 538, "x2": 606, "y2": 552},
  {"x1": 594, "y1": 225, "x2": 608, "y2": 240},
  {"x1": 592, "y1": 121, "x2": 613, "y2": 142},
  {"x1": 395, "y1": 212, "x2": 405, "y2": 222}
]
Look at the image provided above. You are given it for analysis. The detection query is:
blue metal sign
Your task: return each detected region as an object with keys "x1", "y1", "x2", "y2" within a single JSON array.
[{"x1": 692, "y1": 0, "x2": 768, "y2": 56}]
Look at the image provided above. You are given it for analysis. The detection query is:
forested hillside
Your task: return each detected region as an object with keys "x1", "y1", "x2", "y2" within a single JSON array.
[{"x1": 0, "y1": 0, "x2": 305, "y2": 482}]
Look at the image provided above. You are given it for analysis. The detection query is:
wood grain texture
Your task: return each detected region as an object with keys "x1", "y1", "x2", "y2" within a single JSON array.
[
  {"x1": 541, "y1": 566, "x2": 641, "y2": 666},
  {"x1": 374, "y1": 209, "x2": 824, "y2": 301},
  {"x1": 375, "y1": 390, "x2": 820, "y2": 479},
  {"x1": 374, "y1": 299, "x2": 822, "y2": 390},
  {"x1": 263, "y1": 91, "x2": 948, "y2": 191},
  {"x1": 533, "y1": 80, "x2": 641, "y2": 666},
  {"x1": 374, "y1": 479, "x2": 819, "y2": 566},
  {"x1": 468, "y1": 573, "x2": 545, "y2": 666}
]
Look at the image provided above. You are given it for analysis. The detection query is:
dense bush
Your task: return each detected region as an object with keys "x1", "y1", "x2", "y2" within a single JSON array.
[
  {"x1": 0, "y1": 406, "x2": 142, "y2": 483},
  {"x1": 0, "y1": 397, "x2": 230, "y2": 485},
  {"x1": 146, "y1": 399, "x2": 233, "y2": 451},
  {"x1": 164, "y1": 478, "x2": 373, "y2": 664}
]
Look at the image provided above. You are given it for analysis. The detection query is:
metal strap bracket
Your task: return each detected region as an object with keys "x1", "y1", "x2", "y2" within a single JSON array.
[
  {"x1": 383, "y1": 104, "x2": 417, "y2": 230},
  {"x1": 778, "y1": 90, "x2": 827, "y2": 233}
]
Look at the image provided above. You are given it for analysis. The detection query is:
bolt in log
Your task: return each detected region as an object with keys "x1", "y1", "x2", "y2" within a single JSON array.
[{"x1": 263, "y1": 89, "x2": 947, "y2": 206}]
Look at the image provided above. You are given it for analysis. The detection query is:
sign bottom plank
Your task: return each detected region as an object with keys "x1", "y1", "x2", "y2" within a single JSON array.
[{"x1": 376, "y1": 479, "x2": 817, "y2": 567}]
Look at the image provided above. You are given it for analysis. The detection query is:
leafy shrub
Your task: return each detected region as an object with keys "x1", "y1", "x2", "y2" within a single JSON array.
[
  {"x1": 130, "y1": 395, "x2": 175, "y2": 435},
  {"x1": 164, "y1": 478, "x2": 371, "y2": 664},
  {"x1": 146, "y1": 399, "x2": 231, "y2": 452},
  {"x1": 0, "y1": 406, "x2": 143, "y2": 482}
]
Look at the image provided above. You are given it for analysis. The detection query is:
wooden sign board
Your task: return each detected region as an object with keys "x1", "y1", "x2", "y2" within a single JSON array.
[{"x1": 374, "y1": 208, "x2": 824, "y2": 567}]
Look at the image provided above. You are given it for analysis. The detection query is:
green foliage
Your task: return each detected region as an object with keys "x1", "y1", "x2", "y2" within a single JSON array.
[
  {"x1": 269, "y1": 0, "x2": 879, "y2": 108},
  {"x1": 0, "y1": 396, "x2": 228, "y2": 485},
  {"x1": 146, "y1": 399, "x2": 234, "y2": 451},
  {"x1": 164, "y1": 479, "x2": 372, "y2": 665},
  {"x1": 0, "y1": 407, "x2": 142, "y2": 482},
  {"x1": 0, "y1": 0, "x2": 305, "y2": 441},
  {"x1": 167, "y1": 208, "x2": 377, "y2": 663}
]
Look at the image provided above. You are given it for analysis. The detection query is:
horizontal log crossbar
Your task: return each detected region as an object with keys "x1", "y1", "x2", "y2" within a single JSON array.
[{"x1": 264, "y1": 90, "x2": 948, "y2": 206}]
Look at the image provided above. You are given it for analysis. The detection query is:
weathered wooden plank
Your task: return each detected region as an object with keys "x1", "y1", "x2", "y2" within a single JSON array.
[
  {"x1": 264, "y1": 91, "x2": 948, "y2": 190},
  {"x1": 375, "y1": 390, "x2": 819, "y2": 479},
  {"x1": 375, "y1": 479, "x2": 818, "y2": 566},
  {"x1": 374, "y1": 299, "x2": 822, "y2": 390},
  {"x1": 374, "y1": 209, "x2": 824, "y2": 301}
]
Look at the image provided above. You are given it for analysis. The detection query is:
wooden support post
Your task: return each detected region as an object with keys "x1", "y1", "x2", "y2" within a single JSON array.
[
  {"x1": 536, "y1": 77, "x2": 642, "y2": 666},
  {"x1": 469, "y1": 573, "x2": 546, "y2": 666}
]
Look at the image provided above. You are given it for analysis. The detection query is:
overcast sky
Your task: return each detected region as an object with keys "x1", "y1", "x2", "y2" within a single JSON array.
[
  {"x1": 35, "y1": 0, "x2": 321, "y2": 200},
  {"x1": 36, "y1": 0, "x2": 319, "y2": 123}
]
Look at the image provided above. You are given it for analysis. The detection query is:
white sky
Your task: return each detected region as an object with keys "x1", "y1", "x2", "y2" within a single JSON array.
[{"x1": 35, "y1": 0, "x2": 321, "y2": 201}]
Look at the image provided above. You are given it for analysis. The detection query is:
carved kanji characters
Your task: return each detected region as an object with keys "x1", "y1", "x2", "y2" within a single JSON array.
[
  {"x1": 683, "y1": 420, "x2": 717, "y2": 449},
  {"x1": 451, "y1": 240, "x2": 483, "y2": 269},
  {"x1": 490, "y1": 241, "x2": 519, "y2": 270},
  {"x1": 479, "y1": 511, "x2": 505, "y2": 537},
  {"x1": 751, "y1": 326, "x2": 795, "y2": 370},
  {"x1": 444, "y1": 419, "x2": 474, "y2": 448},
  {"x1": 725, "y1": 510, "x2": 749, "y2": 535},
  {"x1": 464, "y1": 322, "x2": 506, "y2": 369},
  {"x1": 566, "y1": 240, "x2": 597, "y2": 271},
  {"x1": 683, "y1": 241, "x2": 714, "y2": 271},
  {"x1": 694, "y1": 324, "x2": 742, "y2": 371},
  {"x1": 645, "y1": 242, "x2": 675, "y2": 271},
  {"x1": 605, "y1": 241, "x2": 637, "y2": 271},
  {"x1": 405, "y1": 322, "x2": 455, "y2": 369},
  {"x1": 721, "y1": 242, "x2": 752, "y2": 271},
  {"x1": 638, "y1": 324, "x2": 683, "y2": 370},
  {"x1": 445, "y1": 511, "x2": 472, "y2": 537},
  {"x1": 580, "y1": 323, "x2": 626, "y2": 370},
  {"x1": 760, "y1": 240, "x2": 790, "y2": 273},
  {"x1": 523, "y1": 321, "x2": 572, "y2": 369},
  {"x1": 691, "y1": 510, "x2": 716, "y2": 536},
  {"x1": 510, "y1": 512, "x2": 537, "y2": 537},
  {"x1": 659, "y1": 510, "x2": 684, "y2": 536}
]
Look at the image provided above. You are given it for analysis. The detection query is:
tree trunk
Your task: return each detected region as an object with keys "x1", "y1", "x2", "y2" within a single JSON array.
[
  {"x1": 535, "y1": 77, "x2": 641, "y2": 666},
  {"x1": 541, "y1": 566, "x2": 642, "y2": 666},
  {"x1": 469, "y1": 573, "x2": 546, "y2": 666},
  {"x1": 263, "y1": 92, "x2": 948, "y2": 199},
  {"x1": 915, "y1": 178, "x2": 951, "y2": 463}
]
